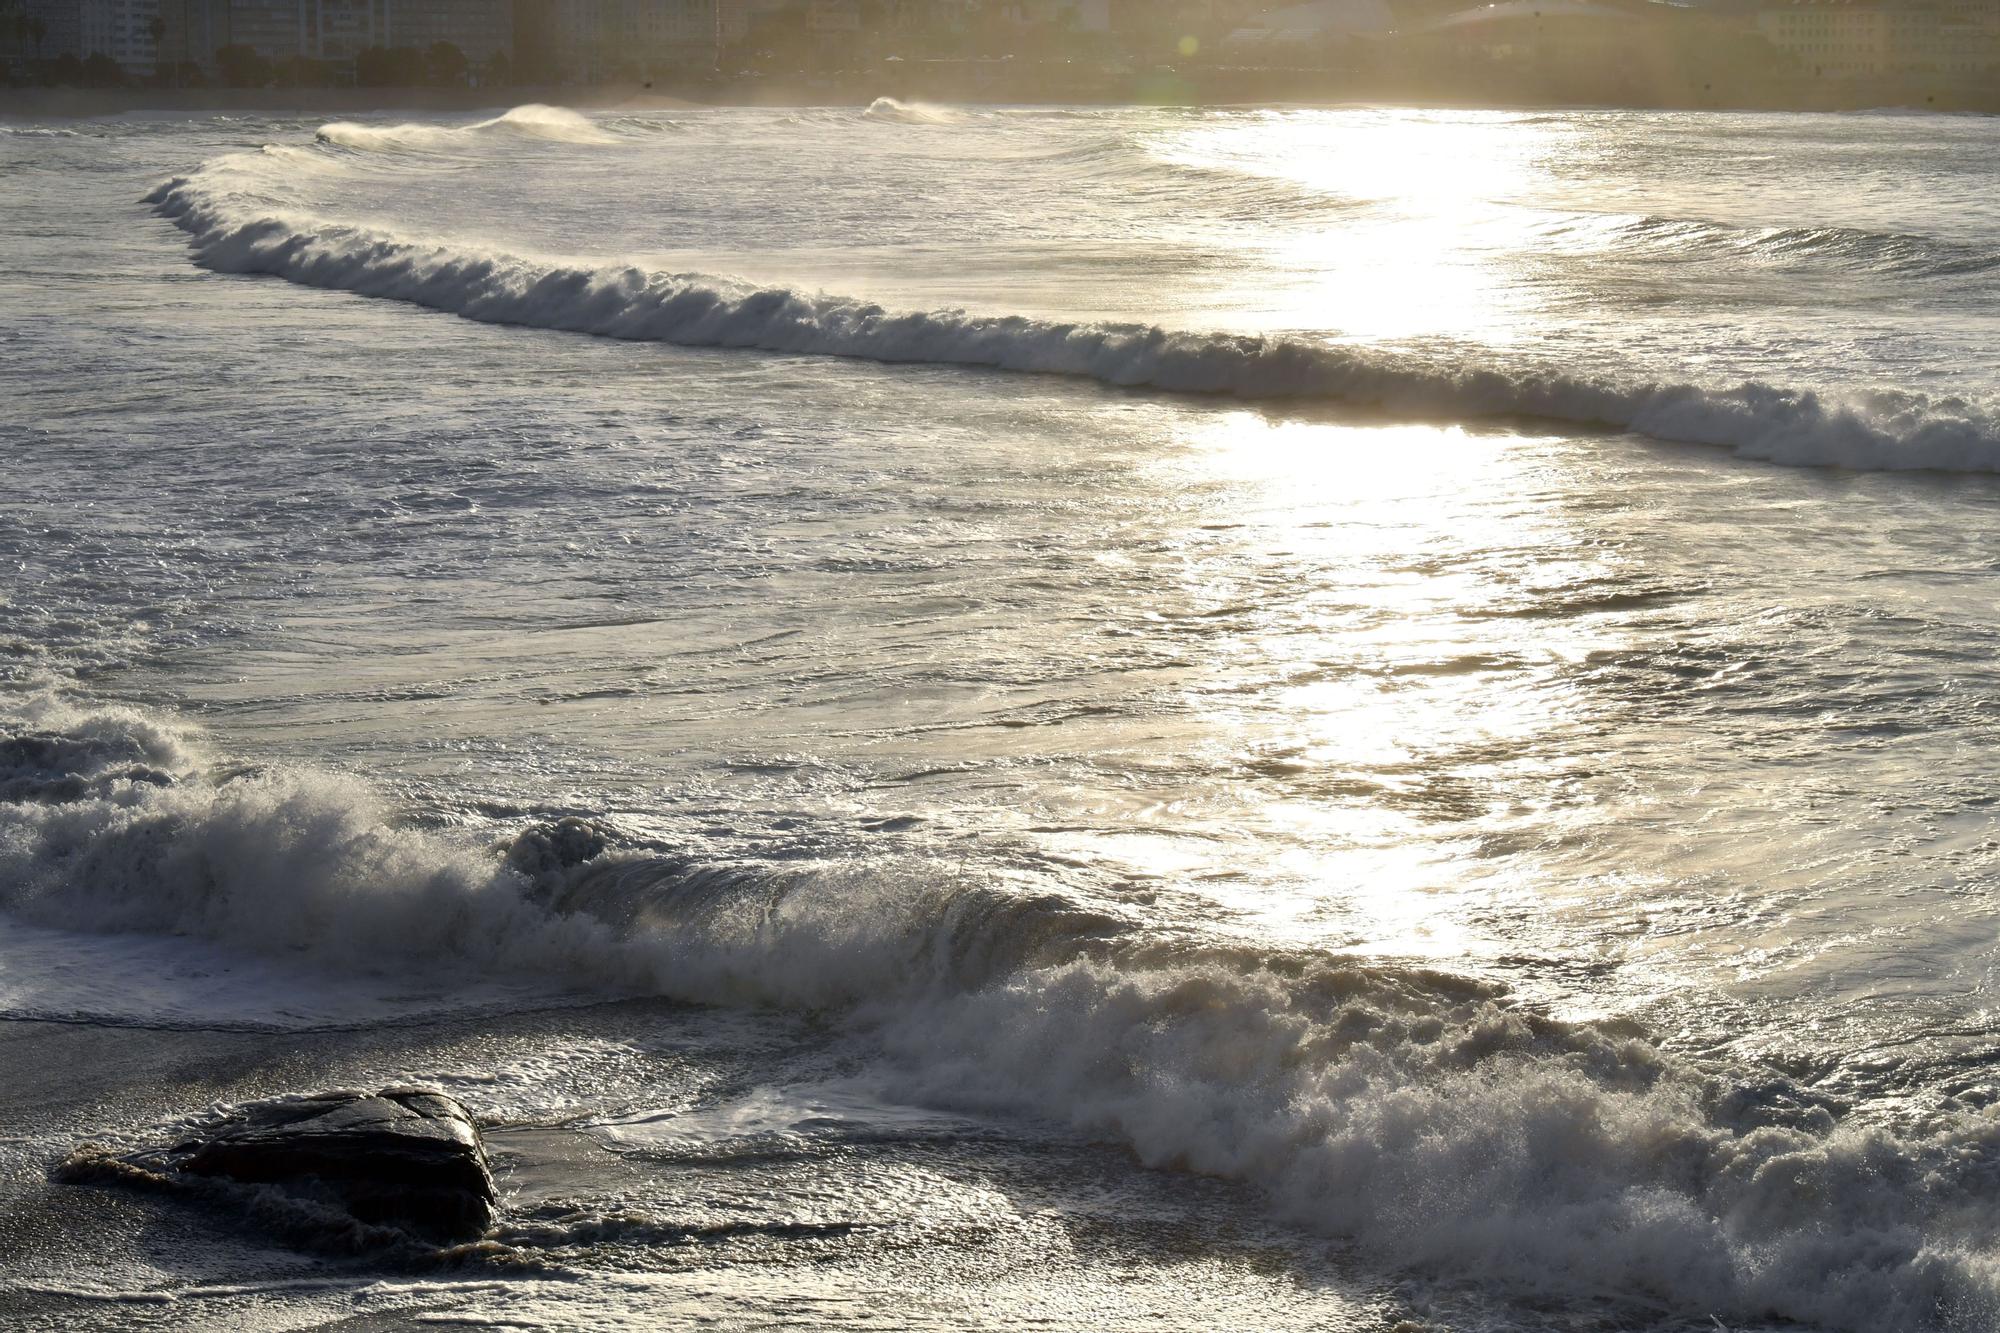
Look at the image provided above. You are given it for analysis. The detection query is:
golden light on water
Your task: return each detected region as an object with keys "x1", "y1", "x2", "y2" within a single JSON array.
[
  {"x1": 1101, "y1": 411, "x2": 1626, "y2": 960},
  {"x1": 1164, "y1": 109, "x2": 1554, "y2": 204},
  {"x1": 1156, "y1": 112, "x2": 1567, "y2": 343}
]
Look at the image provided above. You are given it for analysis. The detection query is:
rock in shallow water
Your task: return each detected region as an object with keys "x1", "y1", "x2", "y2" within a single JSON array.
[{"x1": 59, "y1": 1087, "x2": 498, "y2": 1247}]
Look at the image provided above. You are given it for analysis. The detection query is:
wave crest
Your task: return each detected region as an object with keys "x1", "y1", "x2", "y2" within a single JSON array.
[
  {"x1": 144, "y1": 169, "x2": 2000, "y2": 474},
  {"x1": 316, "y1": 105, "x2": 618, "y2": 154},
  {"x1": 5, "y1": 699, "x2": 1999, "y2": 1327},
  {"x1": 863, "y1": 97, "x2": 962, "y2": 126},
  {"x1": 889, "y1": 952, "x2": 2000, "y2": 1330}
]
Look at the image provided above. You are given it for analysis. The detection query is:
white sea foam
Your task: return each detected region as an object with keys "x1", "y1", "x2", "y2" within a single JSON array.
[
  {"x1": 877, "y1": 958, "x2": 2000, "y2": 1332},
  {"x1": 0, "y1": 698, "x2": 629, "y2": 981},
  {"x1": 862, "y1": 97, "x2": 964, "y2": 126},
  {"x1": 4, "y1": 698, "x2": 1997, "y2": 1329},
  {"x1": 144, "y1": 137, "x2": 2000, "y2": 474},
  {"x1": 316, "y1": 104, "x2": 618, "y2": 153}
]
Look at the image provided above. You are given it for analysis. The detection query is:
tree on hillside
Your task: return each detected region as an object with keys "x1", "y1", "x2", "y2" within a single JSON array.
[
  {"x1": 146, "y1": 14, "x2": 166, "y2": 84},
  {"x1": 355, "y1": 44, "x2": 427, "y2": 86},
  {"x1": 273, "y1": 54, "x2": 338, "y2": 87},
  {"x1": 26, "y1": 13, "x2": 44, "y2": 60},
  {"x1": 80, "y1": 51, "x2": 124, "y2": 86},
  {"x1": 425, "y1": 40, "x2": 468, "y2": 87},
  {"x1": 215, "y1": 43, "x2": 270, "y2": 87},
  {"x1": 512, "y1": 43, "x2": 558, "y2": 85}
]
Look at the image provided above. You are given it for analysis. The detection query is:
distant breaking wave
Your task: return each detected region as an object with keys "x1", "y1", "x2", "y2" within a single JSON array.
[
  {"x1": 862, "y1": 96, "x2": 963, "y2": 125},
  {"x1": 4, "y1": 695, "x2": 1998, "y2": 1330},
  {"x1": 315, "y1": 103, "x2": 618, "y2": 153},
  {"x1": 146, "y1": 118, "x2": 2000, "y2": 474}
]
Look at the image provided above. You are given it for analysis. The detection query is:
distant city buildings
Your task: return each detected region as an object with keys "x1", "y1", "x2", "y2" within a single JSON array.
[
  {"x1": 1, "y1": 0, "x2": 1995, "y2": 88},
  {"x1": 165, "y1": 0, "x2": 508, "y2": 65},
  {"x1": 165, "y1": 0, "x2": 391, "y2": 66},
  {"x1": 5, "y1": 0, "x2": 510, "y2": 77},
  {"x1": 392, "y1": 0, "x2": 514, "y2": 62},
  {"x1": 1754, "y1": 0, "x2": 1996, "y2": 80},
  {"x1": 716, "y1": 0, "x2": 790, "y2": 47},
  {"x1": 80, "y1": 0, "x2": 163, "y2": 74},
  {"x1": 539, "y1": 0, "x2": 720, "y2": 82}
]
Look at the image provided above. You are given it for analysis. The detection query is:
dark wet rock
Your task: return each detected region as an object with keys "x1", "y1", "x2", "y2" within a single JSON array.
[{"x1": 58, "y1": 1087, "x2": 497, "y2": 1247}]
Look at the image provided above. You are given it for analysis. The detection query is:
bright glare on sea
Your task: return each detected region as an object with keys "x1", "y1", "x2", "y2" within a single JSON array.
[{"x1": 2, "y1": 102, "x2": 1999, "y2": 1332}]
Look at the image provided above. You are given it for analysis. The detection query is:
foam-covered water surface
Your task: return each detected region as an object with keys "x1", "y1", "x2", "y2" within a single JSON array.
[{"x1": 4, "y1": 105, "x2": 2000, "y2": 1331}]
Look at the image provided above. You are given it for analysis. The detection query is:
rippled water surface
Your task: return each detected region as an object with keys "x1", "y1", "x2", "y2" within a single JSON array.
[{"x1": 3, "y1": 104, "x2": 1999, "y2": 1332}]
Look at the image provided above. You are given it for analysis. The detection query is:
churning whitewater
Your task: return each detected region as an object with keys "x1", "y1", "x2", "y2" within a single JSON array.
[
  {"x1": 6, "y1": 103, "x2": 2000, "y2": 1332},
  {"x1": 5, "y1": 697, "x2": 1999, "y2": 1330}
]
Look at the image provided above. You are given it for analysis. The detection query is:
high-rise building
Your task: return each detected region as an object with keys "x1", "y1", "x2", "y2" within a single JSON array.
[
  {"x1": 550, "y1": 0, "x2": 718, "y2": 80},
  {"x1": 78, "y1": 0, "x2": 164, "y2": 71},
  {"x1": 158, "y1": 0, "x2": 513, "y2": 73},
  {"x1": 384, "y1": 0, "x2": 513, "y2": 62},
  {"x1": 716, "y1": 0, "x2": 790, "y2": 48},
  {"x1": 223, "y1": 0, "x2": 315, "y2": 56},
  {"x1": 157, "y1": 0, "x2": 220, "y2": 71},
  {"x1": 18, "y1": 0, "x2": 84, "y2": 62},
  {"x1": 16, "y1": 0, "x2": 172, "y2": 72},
  {"x1": 1755, "y1": 0, "x2": 1994, "y2": 80},
  {"x1": 307, "y1": 0, "x2": 392, "y2": 59}
]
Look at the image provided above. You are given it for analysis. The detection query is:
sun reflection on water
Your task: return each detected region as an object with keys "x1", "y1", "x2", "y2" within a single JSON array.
[
  {"x1": 1097, "y1": 410, "x2": 1633, "y2": 964},
  {"x1": 1150, "y1": 110, "x2": 1574, "y2": 342}
]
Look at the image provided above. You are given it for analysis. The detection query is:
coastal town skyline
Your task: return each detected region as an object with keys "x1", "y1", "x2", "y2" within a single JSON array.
[{"x1": 4, "y1": 0, "x2": 1997, "y2": 109}]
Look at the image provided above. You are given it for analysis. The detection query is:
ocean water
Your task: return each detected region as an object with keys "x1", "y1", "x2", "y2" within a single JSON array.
[{"x1": 2, "y1": 101, "x2": 2000, "y2": 1330}]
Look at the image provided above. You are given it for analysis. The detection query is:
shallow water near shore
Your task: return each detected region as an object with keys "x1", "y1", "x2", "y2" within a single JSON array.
[{"x1": 3, "y1": 103, "x2": 2000, "y2": 1330}]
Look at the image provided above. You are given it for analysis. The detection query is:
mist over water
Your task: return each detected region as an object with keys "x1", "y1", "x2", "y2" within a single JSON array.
[{"x1": 4, "y1": 104, "x2": 2000, "y2": 1331}]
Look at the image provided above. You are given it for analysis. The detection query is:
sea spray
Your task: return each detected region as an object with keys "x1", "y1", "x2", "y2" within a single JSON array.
[
  {"x1": 4, "y1": 698, "x2": 1997, "y2": 1329},
  {"x1": 316, "y1": 104, "x2": 620, "y2": 152}
]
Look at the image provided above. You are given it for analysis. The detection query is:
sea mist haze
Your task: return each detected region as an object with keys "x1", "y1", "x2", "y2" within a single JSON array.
[{"x1": 2, "y1": 102, "x2": 2000, "y2": 1330}]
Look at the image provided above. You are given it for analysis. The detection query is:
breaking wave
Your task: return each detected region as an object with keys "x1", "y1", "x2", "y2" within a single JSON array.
[
  {"x1": 5, "y1": 697, "x2": 1999, "y2": 1330},
  {"x1": 144, "y1": 140, "x2": 2000, "y2": 474},
  {"x1": 316, "y1": 104, "x2": 618, "y2": 154},
  {"x1": 862, "y1": 97, "x2": 963, "y2": 126},
  {"x1": 0, "y1": 698, "x2": 1120, "y2": 1009}
]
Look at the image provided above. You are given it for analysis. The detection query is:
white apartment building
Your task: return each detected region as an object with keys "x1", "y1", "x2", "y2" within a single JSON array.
[
  {"x1": 154, "y1": 0, "x2": 383, "y2": 63},
  {"x1": 312, "y1": 0, "x2": 390, "y2": 58},
  {"x1": 1756, "y1": 1, "x2": 1996, "y2": 79},
  {"x1": 77, "y1": 0, "x2": 163, "y2": 70},
  {"x1": 715, "y1": 0, "x2": 792, "y2": 45},
  {"x1": 381, "y1": 0, "x2": 512, "y2": 61},
  {"x1": 549, "y1": 0, "x2": 718, "y2": 79},
  {"x1": 17, "y1": 0, "x2": 84, "y2": 61},
  {"x1": 219, "y1": 0, "x2": 384, "y2": 58},
  {"x1": 161, "y1": 0, "x2": 507, "y2": 69},
  {"x1": 18, "y1": 0, "x2": 172, "y2": 72}
]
